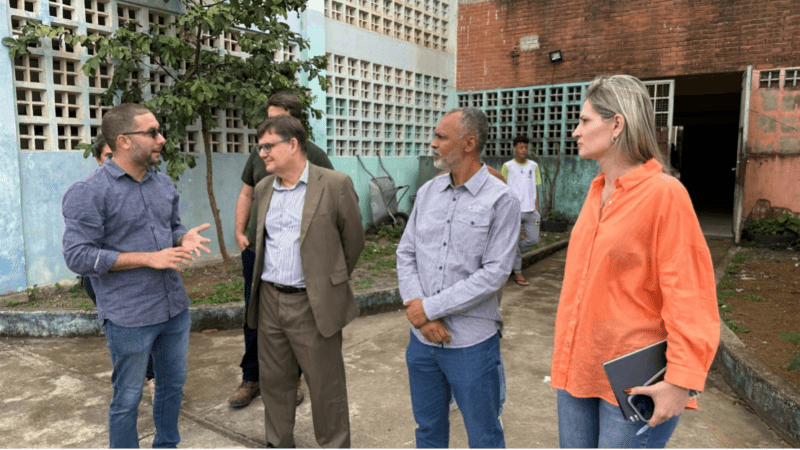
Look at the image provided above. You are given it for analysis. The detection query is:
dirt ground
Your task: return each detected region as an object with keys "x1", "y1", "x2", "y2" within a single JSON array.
[{"x1": 723, "y1": 246, "x2": 800, "y2": 392}]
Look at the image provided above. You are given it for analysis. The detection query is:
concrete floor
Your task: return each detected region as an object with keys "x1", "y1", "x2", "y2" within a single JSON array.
[
  {"x1": 697, "y1": 210, "x2": 734, "y2": 239},
  {"x1": 0, "y1": 247, "x2": 789, "y2": 448}
]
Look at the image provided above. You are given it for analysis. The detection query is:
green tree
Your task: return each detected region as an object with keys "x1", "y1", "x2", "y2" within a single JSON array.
[{"x1": 5, "y1": 0, "x2": 328, "y2": 265}]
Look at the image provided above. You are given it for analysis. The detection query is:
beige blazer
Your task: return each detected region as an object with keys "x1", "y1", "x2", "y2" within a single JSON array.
[{"x1": 246, "y1": 163, "x2": 365, "y2": 337}]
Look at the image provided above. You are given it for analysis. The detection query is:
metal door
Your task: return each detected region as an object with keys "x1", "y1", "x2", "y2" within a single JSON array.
[{"x1": 733, "y1": 66, "x2": 753, "y2": 243}]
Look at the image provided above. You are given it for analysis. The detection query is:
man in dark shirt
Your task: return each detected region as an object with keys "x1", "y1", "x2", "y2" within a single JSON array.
[
  {"x1": 229, "y1": 91, "x2": 334, "y2": 408},
  {"x1": 62, "y1": 103, "x2": 211, "y2": 448}
]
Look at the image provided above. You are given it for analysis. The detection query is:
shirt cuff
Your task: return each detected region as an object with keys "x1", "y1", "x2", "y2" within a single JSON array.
[
  {"x1": 665, "y1": 360, "x2": 709, "y2": 392},
  {"x1": 172, "y1": 229, "x2": 187, "y2": 247},
  {"x1": 94, "y1": 249, "x2": 120, "y2": 275}
]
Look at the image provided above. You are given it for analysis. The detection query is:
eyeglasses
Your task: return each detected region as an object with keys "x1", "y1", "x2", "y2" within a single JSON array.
[
  {"x1": 122, "y1": 128, "x2": 163, "y2": 139},
  {"x1": 257, "y1": 139, "x2": 288, "y2": 154}
]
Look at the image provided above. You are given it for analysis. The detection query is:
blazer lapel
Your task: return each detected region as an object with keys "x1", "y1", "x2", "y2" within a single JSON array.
[{"x1": 300, "y1": 164, "x2": 324, "y2": 246}]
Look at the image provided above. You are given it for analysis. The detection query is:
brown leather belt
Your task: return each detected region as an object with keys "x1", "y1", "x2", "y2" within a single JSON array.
[{"x1": 269, "y1": 282, "x2": 307, "y2": 294}]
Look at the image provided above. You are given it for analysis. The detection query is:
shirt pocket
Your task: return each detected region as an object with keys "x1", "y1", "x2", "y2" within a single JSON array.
[{"x1": 451, "y1": 214, "x2": 491, "y2": 261}]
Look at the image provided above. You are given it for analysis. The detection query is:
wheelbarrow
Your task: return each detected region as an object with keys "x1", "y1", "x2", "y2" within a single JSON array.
[{"x1": 357, "y1": 154, "x2": 409, "y2": 227}]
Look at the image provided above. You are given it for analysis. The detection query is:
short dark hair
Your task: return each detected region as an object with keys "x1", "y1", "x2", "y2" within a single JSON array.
[
  {"x1": 93, "y1": 133, "x2": 109, "y2": 160},
  {"x1": 256, "y1": 114, "x2": 307, "y2": 155},
  {"x1": 266, "y1": 91, "x2": 303, "y2": 120},
  {"x1": 513, "y1": 135, "x2": 530, "y2": 146},
  {"x1": 101, "y1": 103, "x2": 152, "y2": 151}
]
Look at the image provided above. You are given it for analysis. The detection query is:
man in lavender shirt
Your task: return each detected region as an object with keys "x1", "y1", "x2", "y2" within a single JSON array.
[
  {"x1": 397, "y1": 108, "x2": 521, "y2": 448},
  {"x1": 63, "y1": 103, "x2": 211, "y2": 448}
]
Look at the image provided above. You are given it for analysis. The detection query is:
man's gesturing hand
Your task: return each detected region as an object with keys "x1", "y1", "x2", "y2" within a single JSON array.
[
  {"x1": 181, "y1": 223, "x2": 212, "y2": 257},
  {"x1": 403, "y1": 298, "x2": 429, "y2": 328},
  {"x1": 150, "y1": 247, "x2": 195, "y2": 272}
]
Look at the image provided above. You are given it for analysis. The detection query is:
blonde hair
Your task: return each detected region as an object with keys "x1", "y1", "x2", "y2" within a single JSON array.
[{"x1": 585, "y1": 75, "x2": 664, "y2": 166}]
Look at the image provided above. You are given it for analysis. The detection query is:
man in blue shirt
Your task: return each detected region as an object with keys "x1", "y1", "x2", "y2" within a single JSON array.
[
  {"x1": 63, "y1": 103, "x2": 211, "y2": 448},
  {"x1": 397, "y1": 108, "x2": 521, "y2": 448}
]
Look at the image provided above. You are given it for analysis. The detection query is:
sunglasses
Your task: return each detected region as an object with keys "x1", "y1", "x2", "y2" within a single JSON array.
[
  {"x1": 122, "y1": 128, "x2": 163, "y2": 139},
  {"x1": 257, "y1": 139, "x2": 288, "y2": 154}
]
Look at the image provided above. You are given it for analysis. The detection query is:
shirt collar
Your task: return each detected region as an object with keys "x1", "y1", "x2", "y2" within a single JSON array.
[
  {"x1": 616, "y1": 158, "x2": 663, "y2": 190},
  {"x1": 436, "y1": 163, "x2": 490, "y2": 196},
  {"x1": 591, "y1": 158, "x2": 663, "y2": 191},
  {"x1": 105, "y1": 159, "x2": 153, "y2": 182},
  {"x1": 274, "y1": 160, "x2": 309, "y2": 191}
]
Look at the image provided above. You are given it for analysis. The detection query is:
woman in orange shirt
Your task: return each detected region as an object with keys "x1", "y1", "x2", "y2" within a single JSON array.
[{"x1": 550, "y1": 75, "x2": 720, "y2": 448}]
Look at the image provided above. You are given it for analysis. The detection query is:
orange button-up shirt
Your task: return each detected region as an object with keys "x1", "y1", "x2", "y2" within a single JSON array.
[{"x1": 550, "y1": 159, "x2": 720, "y2": 408}]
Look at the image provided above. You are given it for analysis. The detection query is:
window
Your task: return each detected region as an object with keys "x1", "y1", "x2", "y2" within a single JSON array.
[
  {"x1": 759, "y1": 70, "x2": 780, "y2": 89},
  {"x1": 785, "y1": 69, "x2": 800, "y2": 90}
]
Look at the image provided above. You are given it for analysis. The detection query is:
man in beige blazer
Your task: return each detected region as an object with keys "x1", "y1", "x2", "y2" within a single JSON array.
[{"x1": 245, "y1": 114, "x2": 364, "y2": 448}]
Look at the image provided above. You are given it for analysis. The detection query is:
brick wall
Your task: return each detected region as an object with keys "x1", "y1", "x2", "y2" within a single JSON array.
[{"x1": 457, "y1": 0, "x2": 800, "y2": 91}]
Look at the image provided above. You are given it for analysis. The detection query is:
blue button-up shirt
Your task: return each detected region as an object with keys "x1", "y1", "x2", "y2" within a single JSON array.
[
  {"x1": 397, "y1": 165, "x2": 521, "y2": 348},
  {"x1": 261, "y1": 161, "x2": 308, "y2": 288},
  {"x1": 62, "y1": 160, "x2": 190, "y2": 327}
]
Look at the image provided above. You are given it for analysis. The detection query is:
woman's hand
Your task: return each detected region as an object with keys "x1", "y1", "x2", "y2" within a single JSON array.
[{"x1": 629, "y1": 380, "x2": 693, "y2": 428}]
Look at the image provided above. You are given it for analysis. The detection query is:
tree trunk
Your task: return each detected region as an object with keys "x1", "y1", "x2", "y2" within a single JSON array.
[
  {"x1": 201, "y1": 117, "x2": 231, "y2": 266},
  {"x1": 547, "y1": 150, "x2": 562, "y2": 214}
]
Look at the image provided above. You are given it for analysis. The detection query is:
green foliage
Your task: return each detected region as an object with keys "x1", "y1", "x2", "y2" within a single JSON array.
[
  {"x1": 545, "y1": 210, "x2": 569, "y2": 223},
  {"x1": 739, "y1": 240, "x2": 758, "y2": 249},
  {"x1": 784, "y1": 331, "x2": 800, "y2": 372},
  {"x1": 25, "y1": 284, "x2": 39, "y2": 298},
  {"x1": 788, "y1": 354, "x2": 800, "y2": 372},
  {"x1": 723, "y1": 317, "x2": 749, "y2": 333},
  {"x1": 781, "y1": 332, "x2": 800, "y2": 347},
  {"x1": 743, "y1": 294, "x2": 761, "y2": 301},
  {"x1": 360, "y1": 243, "x2": 397, "y2": 262},
  {"x1": 5, "y1": 0, "x2": 329, "y2": 265},
  {"x1": 54, "y1": 283, "x2": 63, "y2": 291},
  {"x1": 191, "y1": 279, "x2": 245, "y2": 305},
  {"x1": 353, "y1": 277, "x2": 374, "y2": 291},
  {"x1": 744, "y1": 213, "x2": 800, "y2": 236},
  {"x1": 377, "y1": 223, "x2": 405, "y2": 240},
  {"x1": 731, "y1": 252, "x2": 750, "y2": 264}
]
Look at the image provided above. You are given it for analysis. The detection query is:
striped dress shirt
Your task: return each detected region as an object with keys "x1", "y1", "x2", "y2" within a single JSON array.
[{"x1": 261, "y1": 162, "x2": 309, "y2": 288}]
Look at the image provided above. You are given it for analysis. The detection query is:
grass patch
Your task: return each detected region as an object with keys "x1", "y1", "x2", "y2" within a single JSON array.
[
  {"x1": 191, "y1": 279, "x2": 245, "y2": 305},
  {"x1": 781, "y1": 332, "x2": 800, "y2": 347},
  {"x1": 743, "y1": 294, "x2": 761, "y2": 301},
  {"x1": 360, "y1": 243, "x2": 397, "y2": 262},
  {"x1": 731, "y1": 252, "x2": 751, "y2": 264},
  {"x1": 367, "y1": 258, "x2": 396, "y2": 272},
  {"x1": 783, "y1": 333, "x2": 800, "y2": 372},
  {"x1": 718, "y1": 250, "x2": 751, "y2": 334},
  {"x1": 353, "y1": 277, "x2": 374, "y2": 290}
]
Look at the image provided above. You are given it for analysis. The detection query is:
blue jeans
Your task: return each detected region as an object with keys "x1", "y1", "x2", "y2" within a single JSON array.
[
  {"x1": 450, "y1": 352, "x2": 506, "y2": 415},
  {"x1": 105, "y1": 309, "x2": 190, "y2": 448},
  {"x1": 406, "y1": 331, "x2": 505, "y2": 448},
  {"x1": 556, "y1": 390, "x2": 680, "y2": 448}
]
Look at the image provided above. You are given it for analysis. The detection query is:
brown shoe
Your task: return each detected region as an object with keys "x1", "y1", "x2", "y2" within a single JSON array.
[{"x1": 228, "y1": 380, "x2": 260, "y2": 408}]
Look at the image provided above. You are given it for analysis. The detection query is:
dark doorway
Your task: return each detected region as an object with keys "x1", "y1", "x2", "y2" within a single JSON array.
[{"x1": 670, "y1": 72, "x2": 742, "y2": 222}]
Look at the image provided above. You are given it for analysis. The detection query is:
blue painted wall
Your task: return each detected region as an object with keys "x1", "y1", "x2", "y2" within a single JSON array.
[
  {"x1": 9, "y1": 150, "x2": 420, "y2": 291},
  {"x1": 0, "y1": 0, "x2": 28, "y2": 295}
]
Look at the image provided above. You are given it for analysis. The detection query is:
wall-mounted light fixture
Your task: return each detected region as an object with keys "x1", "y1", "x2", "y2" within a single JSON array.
[{"x1": 549, "y1": 50, "x2": 563, "y2": 63}]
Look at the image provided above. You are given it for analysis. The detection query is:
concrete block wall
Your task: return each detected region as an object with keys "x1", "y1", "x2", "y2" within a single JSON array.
[
  {"x1": 456, "y1": 0, "x2": 800, "y2": 91},
  {"x1": 742, "y1": 68, "x2": 800, "y2": 217}
]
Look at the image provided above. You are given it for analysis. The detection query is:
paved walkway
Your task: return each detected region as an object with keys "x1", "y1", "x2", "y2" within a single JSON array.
[{"x1": 0, "y1": 242, "x2": 790, "y2": 447}]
